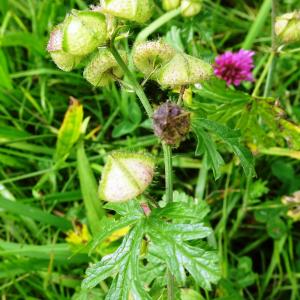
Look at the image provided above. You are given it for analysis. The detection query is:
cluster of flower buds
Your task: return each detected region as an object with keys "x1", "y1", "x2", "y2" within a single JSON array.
[
  {"x1": 47, "y1": 10, "x2": 108, "y2": 72},
  {"x1": 47, "y1": 1, "x2": 214, "y2": 204},
  {"x1": 275, "y1": 11, "x2": 300, "y2": 44},
  {"x1": 162, "y1": 0, "x2": 202, "y2": 17},
  {"x1": 47, "y1": 0, "x2": 211, "y2": 88},
  {"x1": 133, "y1": 40, "x2": 213, "y2": 87},
  {"x1": 47, "y1": 0, "x2": 154, "y2": 86}
]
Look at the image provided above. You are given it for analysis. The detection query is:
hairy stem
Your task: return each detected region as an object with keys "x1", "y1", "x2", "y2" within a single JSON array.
[
  {"x1": 163, "y1": 144, "x2": 173, "y2": 204},
  {"x1": 110, "y1": 44, "x2": 175, "y2": 300},
  {"x1": 163, "y1": 144, "x2": 175, "y2": 300},
  {"x1": 136, "y1": 7, "x2": 181, "y2": 42},
  {"x1": 167, "y1": 270, "x2": 175, "y2": 300},
  {"x1": 109, "y1": 43, "x2": 153, "y2": 117}
]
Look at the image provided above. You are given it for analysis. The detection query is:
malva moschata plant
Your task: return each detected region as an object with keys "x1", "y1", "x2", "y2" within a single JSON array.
[{"x1": 44, "y1": 0, "x2": 300, "y2": 299}]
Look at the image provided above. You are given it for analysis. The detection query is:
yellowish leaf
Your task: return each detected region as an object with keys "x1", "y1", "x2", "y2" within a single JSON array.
[{"x1": 55, "y1": 97, "x2": 83, "y2": 161}]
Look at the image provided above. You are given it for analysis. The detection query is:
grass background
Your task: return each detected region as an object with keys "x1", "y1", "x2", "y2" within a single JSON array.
[{"x1": 0, "y1": 0, "x2": 300, "y2": 299}]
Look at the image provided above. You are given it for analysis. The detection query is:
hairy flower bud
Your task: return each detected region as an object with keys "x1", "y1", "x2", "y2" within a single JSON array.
[
  {"x1": 275, "y1": 11, "x2": 300, "y2": 43},
  {"x1": 282, "y1": 191, "x2": 300, "y2": 221},
  {"x1": 162, "y1": 0, "x2": 180, "y2": 11},
  {"x1": 132, "y1": 40, "x2": 176, "y2": 76},
  {"x1": 62, "y1": 10, "x2": 107, "y2": 56},
  {"x1": 47, "y1": 25, "x2": 82, "y2": 71},
  {"x1": 181, "y1": 0, "x2": 202, "y2": 17},
  {"x1": 99, "y1": 152, "x2": 155, "y2": 202},
  {"x1": 153, "y1": 102, "x2": 190, "y2": 145},
  {"x1": 100, "y1": 0, "x2": 153, "y2": 23},
  {"x1": 83, "y1": 48, "x2": 126, "y2": 87},
  {"x1": 155, "y1": 53, "x2": 213, "y2": 87}
]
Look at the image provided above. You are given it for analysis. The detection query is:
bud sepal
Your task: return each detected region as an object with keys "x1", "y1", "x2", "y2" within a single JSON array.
[
  {"x1": 162, "y1": 0, "x2": 180, "y2": 11},
  {"x1": 99, "y1": 152, "x2": 155, "y2": 202},
  {"x1": 62, "y1": 10, "x2": 108, "y2": 56},
  {"x1": 155, "y1": 53, "x2": 213, "y2": 87},
  {"x1": 47, "y1": 25, "x2": 82, "y2": 71},
  {"x1": 275, "y1": 11, "x2": 300, "y2": 44},
  {"x1": 83, "y1": 48, "x2": 127, "y2": 87},
  {"x1": 181, "y1": 0, "x2": 202, "y2": 17},
  {"x1": 100, "y1": 0, "x2": 153, "y2": 23},
  {"x1": 132, "y1": 40, "x2": 176, "y2": 76}
]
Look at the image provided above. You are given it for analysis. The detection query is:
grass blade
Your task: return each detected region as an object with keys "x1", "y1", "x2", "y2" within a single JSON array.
[
  {"x1": 77, "y1": 140, "x2": 105, "y2": 235},
  {"x1": 0, "y1": 197, "x2": 72, "y2": 230}
]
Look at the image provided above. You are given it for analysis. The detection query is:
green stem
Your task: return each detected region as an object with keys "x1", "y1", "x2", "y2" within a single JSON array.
[
  {"x1": 109, "y1": 44, "x2": 153, "y2": 117},
  {"x1": 162, "y1": 144, "x2": 175, "y2": 300},
  {"x1": 110, "y1": 45, "x2": 175, "y2": 300},
  {"x1": 167, "y1": 270, "x2": 175, "y2": 300},
  {"x1": 263, "y1": 0, "x2": 278, "y2": 97},
  {"x1": 136, "y1": 7, "x2": 181, "y2": 42},
  {"x1": 163, "y1": 144, "x2": 173, "y2": 203},
  {"x1": 263, "y1": 55, "x2": 276, "y2": 97},
  {"x1": 229, "y1": 176, "x2": 251, "y2": 239}
]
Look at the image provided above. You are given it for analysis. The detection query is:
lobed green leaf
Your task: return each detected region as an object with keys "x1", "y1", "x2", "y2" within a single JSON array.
[
  {"x1": 149, "y1": 229, "x2": 220, "y2": 289},
  {"x1": 82, "y1": 220, "x2": 149, "y2": 299},
  {"x1": 193, "y1": 118, "x2": 255, "y2": 177},
  {"x1": 152, "y1": 201, "x2": 210, "y2": 222},
  {"x1": 90, "y1": 214, "x2": 142, "y2": 252},
  {"x1": 192, "y1": 124, "x2": 224, "y2": 179}
]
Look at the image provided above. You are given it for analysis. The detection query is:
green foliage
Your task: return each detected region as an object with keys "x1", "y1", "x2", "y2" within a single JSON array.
[
  {"x1": 77, "y1": 140, "x2": 105, "y2": 235},
  {"x1": 266, "y1": 217, "x2": 287, "y2": 240},
  {"x1": 192, "y1": 118, "x2": 254, "y2": 178},
  {"x1": 82, "y1": 220, "x2": 147, "y2": 299},
  {"x1": 0, "y1": 197, "x2": 71, "y2": 230},
  {"x1": 149, "y1": 224, "x2": 220, "y2": 290},
  {"x1": 82, "y1": 194, "x2": 220, "y2": 297},
  {"x1": 229, "y1": 257, "x2": 258, "y2": 289},
  {"x1": 193, "y1": 125, "x2": 224, "y2": 179},
  {"x1": 55, "y1": 97, "x2": 83, "y2": 161},
  {"x1": 1, "y1": 0, "x2": 300, "y2": 299},
  {"x1": 90, "y1": 202, "x2": 144, "y2": 251}
]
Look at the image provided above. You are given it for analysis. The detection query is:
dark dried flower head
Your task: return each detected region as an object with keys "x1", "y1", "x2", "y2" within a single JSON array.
[{"x1": 153, "y1": 102, "x2": 190, "y2": 145}]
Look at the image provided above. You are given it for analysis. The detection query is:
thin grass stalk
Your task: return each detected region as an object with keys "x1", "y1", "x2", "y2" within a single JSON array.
[
  {"x1": 263, "y1": 0, "x2": 278, "y2": 97},
  {"x1": 136, "y1": 7, "x2": 181, "y2": 42}
]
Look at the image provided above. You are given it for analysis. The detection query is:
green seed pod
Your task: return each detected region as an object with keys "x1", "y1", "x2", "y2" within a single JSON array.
[
  {"x1": 162, "y1": 0, "x2": 180, "y2": 11},
  {"x1": 132, "y1": 40, "x2": 176, "y2": 76},
  {"x1": 181, "y1": 0, "x2": 202, "y2": 17},
  {"x1": 275, "y1": 11, "x2": 300, "y2": 44},
  {"x1": 99, "y1": 152, "x2": 155, "y2": 202},
  {"x1": 47, "y1": 25, "x2": 82, "y2": 71},
  {"x1": 100, "y1": 0, "x2": 153, "y2": 23},
  {"x1": 83, "y1": 48, "x2": 126, "y2": 87},
  {"x1": 155, "y1": 53, "x2": 213, "y2": 87},
  {"x1": 62, "y1": 10, "x2": 107, "y2": 56}
]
